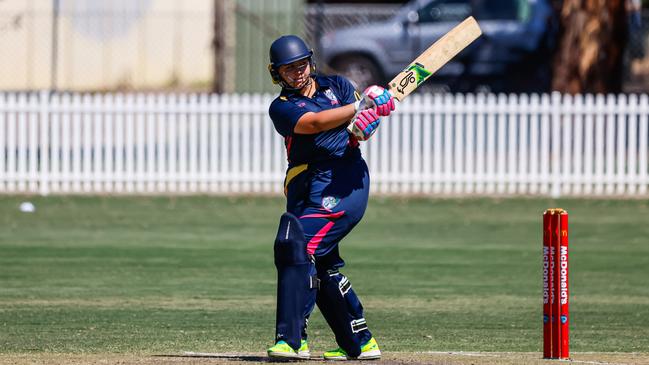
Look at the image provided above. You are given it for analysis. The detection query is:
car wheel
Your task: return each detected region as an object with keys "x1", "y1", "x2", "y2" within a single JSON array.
[{"x1": 330, "y1": 55, "x2": 383, "y2": 90}]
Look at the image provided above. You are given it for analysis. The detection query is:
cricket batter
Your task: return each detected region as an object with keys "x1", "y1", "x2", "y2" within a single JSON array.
[{"x1": 266, "y1": 35, "x2": 394, "y2": 360}]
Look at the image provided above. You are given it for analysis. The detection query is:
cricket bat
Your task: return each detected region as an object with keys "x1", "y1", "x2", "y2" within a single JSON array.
[
  {"x1": 387, "y1": 16, "x2": 482, "y2": 100},
  {"x1": 349, "y1": 16, "x2": 482, "y2": 137}
]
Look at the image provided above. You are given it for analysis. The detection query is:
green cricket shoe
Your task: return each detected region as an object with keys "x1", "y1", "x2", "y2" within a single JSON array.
[
  {"x1": 267, "y1": 339, "x2": 310, "y2": 360},
  {"x1": 298, "y1": 339, "x2": 311, "y2": 359},
  {"x1": 323, "y1": 337, "x2": 381, "y2": 360}
]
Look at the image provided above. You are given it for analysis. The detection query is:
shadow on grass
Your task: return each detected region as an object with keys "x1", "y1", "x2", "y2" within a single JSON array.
[{"x1": 154, "y1": 353, "x2": 326, "y2": 362}]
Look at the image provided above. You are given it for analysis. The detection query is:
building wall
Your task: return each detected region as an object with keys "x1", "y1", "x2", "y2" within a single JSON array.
[{"x1": 0, "y1": 0, "x2": 214, "y2": 91}]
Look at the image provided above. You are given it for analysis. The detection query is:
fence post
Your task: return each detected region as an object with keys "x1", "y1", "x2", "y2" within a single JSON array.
[
  {"x1": 39, "y1": 90, "x2": 50, "y2": 196},
  {"x1": 640, "y1": 94, "x2": 649, "y2": 195},
  {"x1": 0, "y1": 93, "x2": 4, "y2": 192},
  {"x1": 551, "y1": 92, "x2": 561, "y2": 198}
]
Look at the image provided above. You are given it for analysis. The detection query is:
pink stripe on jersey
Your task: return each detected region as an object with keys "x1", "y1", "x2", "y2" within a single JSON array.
[
  {"x1": 300, "y1": 211, "x2": 345, "y2": 219},
  {"x1": 306, "y1": 221, "x2": 335, "y2": 255}
]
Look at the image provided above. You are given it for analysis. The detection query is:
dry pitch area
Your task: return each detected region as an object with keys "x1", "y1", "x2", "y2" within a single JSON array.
[{"x1": 2, "y1": 352, "x2": 649, "y2": 365}]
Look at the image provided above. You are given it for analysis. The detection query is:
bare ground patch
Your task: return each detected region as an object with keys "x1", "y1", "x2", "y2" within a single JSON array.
[{"x1": 2, "y1": 352, "x2": 648, "y2": 365}]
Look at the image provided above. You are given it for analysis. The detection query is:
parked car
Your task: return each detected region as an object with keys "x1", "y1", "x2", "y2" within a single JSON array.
[{"x1": 319, "y1": 0, "x2": 557, "y2": 93}]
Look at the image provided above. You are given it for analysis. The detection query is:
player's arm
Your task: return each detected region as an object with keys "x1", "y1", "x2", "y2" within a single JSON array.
[{"x1": 293, "y1": 103, "x2": 357, "y2": 134}]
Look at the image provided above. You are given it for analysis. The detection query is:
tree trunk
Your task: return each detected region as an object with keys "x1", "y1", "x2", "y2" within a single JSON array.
[
  {"x1": 213, "y1": 0, "x2": 225, "y2": 93},
  {"x1": 552, "y1": 0, "x2": 628, "y2": 94}
]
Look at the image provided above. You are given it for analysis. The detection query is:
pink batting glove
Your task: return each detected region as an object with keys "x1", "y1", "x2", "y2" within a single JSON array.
[
  {"x1": 351, "y1": 108, "x2": 381, "y2": 141},
  {"x1": 364, "y1": 85, "x2": 395, "y2": 116}
]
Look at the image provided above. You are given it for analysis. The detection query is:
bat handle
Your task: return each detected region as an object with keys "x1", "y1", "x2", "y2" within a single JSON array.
[
  {"x1": 347, "y1": 118, "x2": 362, "y2": 139},
  {"x1": 387, "y1": 88, "x2": 403, "y2": 103}
]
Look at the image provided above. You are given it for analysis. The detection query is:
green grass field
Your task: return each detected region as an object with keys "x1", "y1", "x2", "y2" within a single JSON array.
[{"x1": 1, "y1": 196, "x2": 648, "y2": 362}]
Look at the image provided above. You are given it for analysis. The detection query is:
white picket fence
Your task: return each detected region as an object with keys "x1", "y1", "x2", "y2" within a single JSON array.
[{"x1": 0, "y1": 91, "x2": 648, "y2": 197}]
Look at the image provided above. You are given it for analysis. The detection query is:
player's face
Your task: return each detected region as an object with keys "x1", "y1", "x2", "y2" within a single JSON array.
[{"x1": 278, "y1": 59, "x2": 311, "y2": 89}]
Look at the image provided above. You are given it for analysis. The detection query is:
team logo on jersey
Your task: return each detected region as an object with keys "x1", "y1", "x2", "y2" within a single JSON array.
[
  {"x1": 297, "y1": 102, "x2": 306, "y2": 107},
  {"x1": 324, "y1": 89, "x2": 339, "y2": 105},
  {"x1": 322, "y1": 196, "x2": 340, "y2": 210}
]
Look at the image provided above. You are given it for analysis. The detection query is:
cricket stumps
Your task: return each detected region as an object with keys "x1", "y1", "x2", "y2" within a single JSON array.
[{"x1": 543, "y1": 208, "x2": 569, "y2": 359}]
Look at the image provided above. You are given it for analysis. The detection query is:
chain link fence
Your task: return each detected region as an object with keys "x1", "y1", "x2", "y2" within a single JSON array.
[
  {"x1": 304, "y1": 4, "x2": 649, "y2": 93},
  {"x1": 303, "y1": 3, "x2": 399, "y2": 74}
]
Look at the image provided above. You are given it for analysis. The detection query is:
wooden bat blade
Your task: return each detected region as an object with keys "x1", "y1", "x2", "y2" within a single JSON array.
[{"x1": 388, "y1": 16, "x2": 482, "y2": 101}]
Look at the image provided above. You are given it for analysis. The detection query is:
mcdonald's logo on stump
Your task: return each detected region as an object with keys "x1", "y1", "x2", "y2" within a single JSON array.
[{"x1": 542, "y1": 209, "x2": 569, "y2": 359}]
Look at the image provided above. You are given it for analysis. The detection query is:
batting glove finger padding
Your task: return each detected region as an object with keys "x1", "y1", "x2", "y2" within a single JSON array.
[
  {"x1": 351, "y1": 109, "x2": 380, "y2": 141},
  {"x1": 363, "y1": 85, "x2": 395, "y2": 117}
]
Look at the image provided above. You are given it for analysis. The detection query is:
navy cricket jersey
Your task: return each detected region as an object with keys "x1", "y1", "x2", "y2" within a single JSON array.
[{"x1": 269, "y1": 75, "x2": 359, "y2": 166}]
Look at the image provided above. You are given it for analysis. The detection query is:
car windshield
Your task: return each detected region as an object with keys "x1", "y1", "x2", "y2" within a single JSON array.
[
  {"x1": 391, "y1": 0, "x2": 420, "y2": 22},
  {"x1": 473, "y1": 0, "x2": 530, "y2": 21},
  {"x1": 418, "y1": 0, "x2": 471, "y2": 23},
  {"x1": 410, "y1": 0, "x2": 531, "y2": 23}
]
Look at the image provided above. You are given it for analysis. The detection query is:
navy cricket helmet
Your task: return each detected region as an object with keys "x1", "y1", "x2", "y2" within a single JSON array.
[{"x1": 268, "y1": 35, "x2": 316, "y2": 87}]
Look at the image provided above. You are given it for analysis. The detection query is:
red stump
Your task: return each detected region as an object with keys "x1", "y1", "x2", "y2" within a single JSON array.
[{"x1": 542, "y1": 209, "x2": 569, "y2": 359}]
